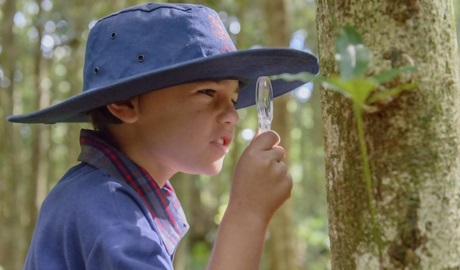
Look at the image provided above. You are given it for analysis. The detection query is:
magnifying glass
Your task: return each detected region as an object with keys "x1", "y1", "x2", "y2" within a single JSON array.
[{"x1": 256, "y1": 76, "x2": 273, "y2": 133}]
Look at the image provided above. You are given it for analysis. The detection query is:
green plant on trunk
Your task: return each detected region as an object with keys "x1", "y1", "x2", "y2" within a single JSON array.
[{"x1": 272, "y1": 25, "x2": 416, "y2": 259}]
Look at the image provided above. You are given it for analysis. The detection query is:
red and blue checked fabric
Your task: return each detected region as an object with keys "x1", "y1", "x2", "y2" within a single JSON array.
[{"x1": 78, "y1": 129, "x2": 189, "y2": 255}]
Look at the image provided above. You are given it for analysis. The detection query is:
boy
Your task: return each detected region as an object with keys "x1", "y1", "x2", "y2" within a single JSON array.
[{"x1": 8, "y1": 2, "x2": 318, "y2": 269}]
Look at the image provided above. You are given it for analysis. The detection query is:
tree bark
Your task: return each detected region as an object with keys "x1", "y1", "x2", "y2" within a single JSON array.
[{"x1": 317, "y1": 0, "x2": 460, "y2": 269}]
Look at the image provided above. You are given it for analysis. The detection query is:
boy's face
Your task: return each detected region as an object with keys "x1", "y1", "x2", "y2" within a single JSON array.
[{"x1": 130, "y1": 80, "x2": 239, "y2": 177}]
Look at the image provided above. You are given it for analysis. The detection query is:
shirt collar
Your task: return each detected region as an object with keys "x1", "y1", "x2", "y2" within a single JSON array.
[{"x1": 77, "y1": 129, "x2": 189, "y2": 255}]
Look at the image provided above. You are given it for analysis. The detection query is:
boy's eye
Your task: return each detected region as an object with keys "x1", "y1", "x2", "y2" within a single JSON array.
[
  {"x1": 199, "y1": 89, "x2": 216, "y2": 97},
  {"x1": 199, "y1": 89, "x2": 238, "y2": 106}
]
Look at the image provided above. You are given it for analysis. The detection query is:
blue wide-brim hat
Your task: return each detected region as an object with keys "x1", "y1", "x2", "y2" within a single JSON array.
[{"x1": 8, "y1": 3, "x2": 319, "y2": 124}]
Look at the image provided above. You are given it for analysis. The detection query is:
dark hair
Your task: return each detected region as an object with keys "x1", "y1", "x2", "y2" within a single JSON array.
[{"x1": 88, "y1": 106, "x2": 122, "y2": 131}]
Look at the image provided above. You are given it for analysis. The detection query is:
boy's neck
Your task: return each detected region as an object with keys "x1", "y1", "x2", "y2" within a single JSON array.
[{"x1": 105, "y1": 126, "x2": 174, "y2": 187}]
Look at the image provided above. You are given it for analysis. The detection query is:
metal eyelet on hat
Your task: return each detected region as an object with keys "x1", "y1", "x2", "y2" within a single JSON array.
[
  {"x1": 94, "y1": 67, "x2": 99, "y2": 75},
  {"x1": 111, "y1": 32, "x2": 117, "y2": 39},
  {"x1": 137, "y1": 54, "x2": 145, "y2": 62}
]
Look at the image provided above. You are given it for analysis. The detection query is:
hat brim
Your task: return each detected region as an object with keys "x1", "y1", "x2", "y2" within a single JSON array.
[{"x1": 7, "y1": 48, "x2": 318, "y2": 124}]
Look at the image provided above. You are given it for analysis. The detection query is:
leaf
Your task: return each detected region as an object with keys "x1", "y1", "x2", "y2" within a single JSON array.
[
  {"x1": 319, "y1": 76, "x2": 350, "y2": 97},
  {"x1": 270, "y1": 72, "x2": 319, "y2": 83},
  {"x1": 314, "y1": 76, "x2": 376, "y2": 108},
  {"x1": 328, "y1": 77, "x2": 376, "y2": 107},
  {"x1": 372, "y1": 66, "x2": 416, "y2": 84},
  {"x1": 366, "y1": 82, "x2": 417, "y2": 104},
  {"x1": 335, "y1": 25, "x2": 371, "y2": 80},
  {"x1": 271, "y1": 73, "x2": 352, "y2": 98}
]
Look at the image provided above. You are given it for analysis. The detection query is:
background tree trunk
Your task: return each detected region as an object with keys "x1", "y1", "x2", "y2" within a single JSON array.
[
  {"x1": 317, "y1": 0, "x2": 460, "y2": 269},
  {"x1": 263, "y1": 0, "x2": 298, "y2": 269},
  {"x1": 172, "y1": 173, "x2": 194, "y2": 270},
  {"x1": 27, "y1": 0, "x2": 50, "y2": 248},
  {"x1": 0, "y1": 0, "x2": 24, "y2": 269}
]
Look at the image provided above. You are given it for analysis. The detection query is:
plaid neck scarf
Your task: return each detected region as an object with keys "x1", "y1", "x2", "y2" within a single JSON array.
[{"x1": 78, "y1": 129, "x2": 189, "y2": 254}]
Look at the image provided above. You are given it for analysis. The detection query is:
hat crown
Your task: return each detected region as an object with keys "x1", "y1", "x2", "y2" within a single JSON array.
[{"x1": 83, "y1": 3, "x2": 236, "y2": 92}]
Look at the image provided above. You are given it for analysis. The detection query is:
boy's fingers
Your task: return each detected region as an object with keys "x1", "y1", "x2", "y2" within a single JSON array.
[
  {"x1": 271, "y1": 146, "x2": 286, "y2": 162},
  {"x1": 251, "y1": 130, "x2": 280, "y2": 150}
]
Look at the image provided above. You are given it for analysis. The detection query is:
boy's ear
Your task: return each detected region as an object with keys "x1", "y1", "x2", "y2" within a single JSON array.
[{"x1": 106, "y1": 97, "x2": 139, "y2": 124}]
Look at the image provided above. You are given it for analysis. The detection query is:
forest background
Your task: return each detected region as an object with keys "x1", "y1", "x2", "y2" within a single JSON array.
[{"x1": 2, "y1": 0, "x2": 460, "y2": 269}]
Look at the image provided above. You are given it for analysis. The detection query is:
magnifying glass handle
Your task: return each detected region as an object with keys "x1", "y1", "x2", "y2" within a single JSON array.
[{"x1": 256, "y1": 76, "x2": 274, "y2": 133}]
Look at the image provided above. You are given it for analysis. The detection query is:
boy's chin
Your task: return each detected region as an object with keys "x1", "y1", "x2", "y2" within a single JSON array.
[
  {"x1": 204, "y1": 170, "x2": 222, "y2": 177},
  {"x1": 203, "y1": 166, "x2": 224, "y2": 176},
  {"x1": 183, "y1": 159, "x2": 225, "y2": 176},
  {"x1": 202, "y1": 162, "x2": 225, "y2": 176}
]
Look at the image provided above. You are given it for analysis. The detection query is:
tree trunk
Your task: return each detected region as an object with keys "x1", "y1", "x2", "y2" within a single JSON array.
[
  {"x1": 316, "y1": 0, "x2": 460, "y2": 269},
  {"x1": 27, "y1": 1, "x2": 51, "y2": 249},
  {"x1": 0, "y1": 0, "x2": 24, "y2": 269},
  {"x1": 172, "y1": 173, "x2": 194, "y2": 270},
  {"x1": 55, "y1": 0, "x2": 89, "y2": 180},
  {"x1": 263, "y1": 0, "x2": 298, "y2": 269}
]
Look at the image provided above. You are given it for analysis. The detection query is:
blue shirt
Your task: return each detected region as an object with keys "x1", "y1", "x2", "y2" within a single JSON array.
[{"x1": 25, "y1": 129, "x2": 189, "y2": 269}]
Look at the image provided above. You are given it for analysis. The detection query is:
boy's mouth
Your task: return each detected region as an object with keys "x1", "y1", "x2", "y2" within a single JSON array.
[{"x1": 216, "y1": 136, "x2": 232, "y2": 147}]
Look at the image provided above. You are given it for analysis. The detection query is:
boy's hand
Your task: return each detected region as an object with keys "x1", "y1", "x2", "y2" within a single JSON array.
[
  {"x1": 229, "y1": 130, "x2": 293, "y2": 224},
  {"x1": 208, "y1": 130, "x2": 292, "y2": 270}
]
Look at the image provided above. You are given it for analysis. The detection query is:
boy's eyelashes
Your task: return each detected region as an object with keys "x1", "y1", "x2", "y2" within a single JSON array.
[
  {"x1": 198, "y1": 89, "x2": 238, "y2": 105},
  {"x1": 199, "y1": 89, "x2": 216, "y2": 97}
]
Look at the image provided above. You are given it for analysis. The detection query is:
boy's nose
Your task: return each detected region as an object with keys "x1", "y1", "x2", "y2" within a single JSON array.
[{"x1": 218, "y1": 102, "x2": 239, "y2": 126}]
